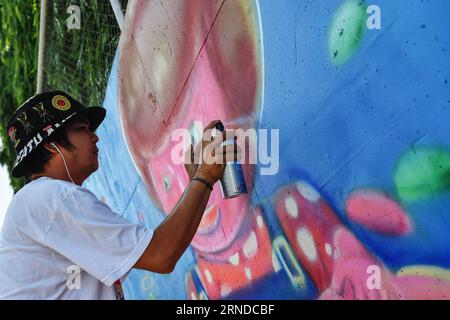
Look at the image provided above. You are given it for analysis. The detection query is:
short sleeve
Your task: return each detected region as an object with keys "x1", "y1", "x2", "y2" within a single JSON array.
[{"x1": 44, "y1": 186, "x2": 153, "y2": 286}]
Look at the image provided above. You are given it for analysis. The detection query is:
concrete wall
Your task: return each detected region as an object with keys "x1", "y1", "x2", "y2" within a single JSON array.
[{"x1": 85, "y1": 0, "x2": 450, "y2": 299}]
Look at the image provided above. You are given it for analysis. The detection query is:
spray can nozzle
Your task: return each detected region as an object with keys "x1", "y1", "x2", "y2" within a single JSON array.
[{"x1": 215, "y1": 121, "x2": 225, "y2": 132}]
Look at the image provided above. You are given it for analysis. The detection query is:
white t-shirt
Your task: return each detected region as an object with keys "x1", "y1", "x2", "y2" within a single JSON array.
[{"x1": 0, "y1": 177, "x2": 153, "y2": 299}]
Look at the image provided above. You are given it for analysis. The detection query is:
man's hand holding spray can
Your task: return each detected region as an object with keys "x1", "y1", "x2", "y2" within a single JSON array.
[{"x1": 187, "y1": 120, "x2": 247, "y2": 198}]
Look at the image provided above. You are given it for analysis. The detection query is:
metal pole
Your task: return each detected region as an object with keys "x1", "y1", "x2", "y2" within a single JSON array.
[
  {"x1": 109, "y1": 0, "x2": 124, "y2": 30},
  {"x1": 36, "y1": 0, "x2": 48, "y2": 94}
]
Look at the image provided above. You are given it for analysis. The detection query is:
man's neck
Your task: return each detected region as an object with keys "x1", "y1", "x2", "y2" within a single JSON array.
[{"x1": 30, "y1": 171, "x2": 81, "y2": 185}]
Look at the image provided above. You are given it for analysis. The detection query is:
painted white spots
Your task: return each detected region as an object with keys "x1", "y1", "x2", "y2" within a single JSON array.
[
  {"x1": 220, "y1": 285, "x2": 232, "y2": 297},
  {"x1": 257, "y1": 215, "x2": 264, "y2": 228},
  {"x1": 245, "y1": 267, "x2": 252, "y2": 280},
  {"x1": 296, "y1": 227, "x2": 317, "y2": 262},
  {"x1": 285, "y1": 195, "x2": 299, "y2": 218},
  {"x1": 204, "y1": 269, "x2": 213, "y2": 284},
  {"x1": 243, "y1": 231, "x2": 258, "y2": 259},
  {"x1": 190, "y1": 292, "x2": 197, "y2": 300},
  {"x1": 297, "y1": 181, "x2": 321, "y2": 203},
  {"x1": 229, "y1": 252, "x2": 240, "y2": 266},
  {"x1": 325, "y1": 243, "x2": 333, "y2": 256}
]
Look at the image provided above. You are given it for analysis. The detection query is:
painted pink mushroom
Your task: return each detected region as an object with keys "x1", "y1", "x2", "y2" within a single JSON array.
[
  {"x1": 320, "y1": 227, "x2": 450, "y2": 300},
  {"x1": 346, "y1": 189, "x2": 412, "y2": 236},
  {"x1": 274, "y1": 181, "x2": 450, "y2": 299},
  {"x1": 274, "y1": 180, "x2": 341, "y2": 291}
]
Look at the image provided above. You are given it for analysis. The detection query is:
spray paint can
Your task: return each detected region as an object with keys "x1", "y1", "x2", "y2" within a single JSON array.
[{"x1": 215, "y1": 121, "x2": 247, "y2": 199}]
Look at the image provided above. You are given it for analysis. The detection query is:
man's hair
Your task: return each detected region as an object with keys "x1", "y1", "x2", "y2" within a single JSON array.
[{"x1": 22, "y1": 124, "x2": 76, "y2": 179}]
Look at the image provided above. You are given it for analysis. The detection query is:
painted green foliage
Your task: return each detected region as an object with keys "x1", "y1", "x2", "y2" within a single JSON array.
[
  {"x1": 395, "y1": 147, "x2": 450, "y2": 202},
  {"x1": 329, "y1": 0, "x2": 367, "y2": 66}
]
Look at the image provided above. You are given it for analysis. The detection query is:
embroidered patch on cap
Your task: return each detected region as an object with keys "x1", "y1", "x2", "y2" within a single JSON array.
[
  {"x1": 8, "y1": 127, "x2": 20, "y2": 147},
  {"x1": 51, "y1": 95, "x2": 71, "y2": 111},
  {"x1": 8, "y1": 127, "x2": 16, "y2": 141},
  {"x1": 33, "y1": 102, "x2": 53, "y2": 123},
  {"x1": 17, "y1": 112, "x2": 33, "y2": 134}
]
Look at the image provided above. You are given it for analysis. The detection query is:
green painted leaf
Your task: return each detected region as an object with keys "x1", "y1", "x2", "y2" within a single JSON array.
[
  {"x1": 329, "y1": 0, "x2": 367, "y2": 66},
  {"x1": 395, "y1": 147, "x2": 450, "y2": 202}
]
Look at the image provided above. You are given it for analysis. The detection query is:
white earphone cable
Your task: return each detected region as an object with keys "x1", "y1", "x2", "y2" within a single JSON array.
[{"x1": 51, "y1": 143, "x2": 75, "y2": 184}]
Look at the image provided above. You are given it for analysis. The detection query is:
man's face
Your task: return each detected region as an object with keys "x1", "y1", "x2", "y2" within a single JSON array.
[{"x1": 63, "y1": 116, "x2": 100, "y2": 181}]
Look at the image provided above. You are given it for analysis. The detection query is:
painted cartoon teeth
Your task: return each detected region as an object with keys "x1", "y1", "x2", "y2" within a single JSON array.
[
  {"x1": 197, "y1": 203, "x2": 220, "y2": 234},
  {"x1": 204, "y1": 269, "x2": 213, "y2": 284},
  {"x1": 243, "y1": 231, "x2": 258, "y2": 259},
  {"x1": 191, "y1": 207, "x2": 273, "y2": 299},
  {"x1": 245, "y1": 267, "x2": 252, "y2": 281},
  {"x1": 228, "y1": 253, "x2": 240, "y2": 266}
]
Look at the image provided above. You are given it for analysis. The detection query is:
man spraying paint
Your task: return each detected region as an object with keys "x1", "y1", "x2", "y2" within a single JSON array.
[{"x1": 0, "y1": 91, "x2": 239, "y2": 299}]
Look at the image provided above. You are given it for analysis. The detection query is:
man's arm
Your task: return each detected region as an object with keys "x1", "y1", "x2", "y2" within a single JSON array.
[
  {"x1": 134, "y1": 179, "x2": 211, "y2": 273},
  {"x1": 133, "y1": 120, "x2": 238, "y2": 273}
]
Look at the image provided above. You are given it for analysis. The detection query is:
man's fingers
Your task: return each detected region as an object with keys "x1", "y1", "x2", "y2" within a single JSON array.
[
  {"x1": 204, "y1": 120, "x2": 222, "y2": 131},
  {"x1": 203, "y1": 120, "x2": 229, "y2": 141},
  {"x1": 203, "y1": 120, "x2": 220, "y2": 131},
  {"x1": 198, "y1": 122, "x2": 243, "y2": 164},
  {"x1": 184, "y1": 144, "x2": 192, "y2": 164},
  {"x1": 216, "y1": 144, "x2": 242, "y2": 163},
  {"x1": 210, "y1": 129, "x2": 236, "y2": 149},
  {"x1": 201, "y1": 121, "x2": 220, "y2": 143},
  {"x1": 214, "y1": 144, "x2": 241, "y2": 155}
]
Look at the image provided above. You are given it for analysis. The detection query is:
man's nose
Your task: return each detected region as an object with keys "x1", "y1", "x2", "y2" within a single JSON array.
[{"x1": 91, "y1": 131, "x2": 99, "y2": 143}]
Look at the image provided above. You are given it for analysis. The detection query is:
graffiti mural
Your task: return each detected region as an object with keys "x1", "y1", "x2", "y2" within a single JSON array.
[{"x1": 85, "y1": 0, "x2": 450, "y2": 299}]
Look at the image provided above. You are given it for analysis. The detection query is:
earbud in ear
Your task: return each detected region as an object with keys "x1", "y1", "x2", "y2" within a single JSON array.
[{"x1": 50, "y1": 142, "x2": 61, "y2": 153}]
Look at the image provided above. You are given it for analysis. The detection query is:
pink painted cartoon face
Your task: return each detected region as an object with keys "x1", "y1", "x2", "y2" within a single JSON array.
[
  {"x1": 118, "y1": 0, "x2": 263, "y2": 253},
  {"x1": 147, "y1": 69, "x2": 256, "y2": 251}
]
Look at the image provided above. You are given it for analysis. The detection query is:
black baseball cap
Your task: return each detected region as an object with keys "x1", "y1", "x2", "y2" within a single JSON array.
[{"x1": 6, "y1": 90, "x2": 106, "y2": 177}]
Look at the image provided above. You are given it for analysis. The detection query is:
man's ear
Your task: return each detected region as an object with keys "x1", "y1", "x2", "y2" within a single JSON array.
[{"x1": 42, "y1": 142, "x2": 59, "y2": 154}]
